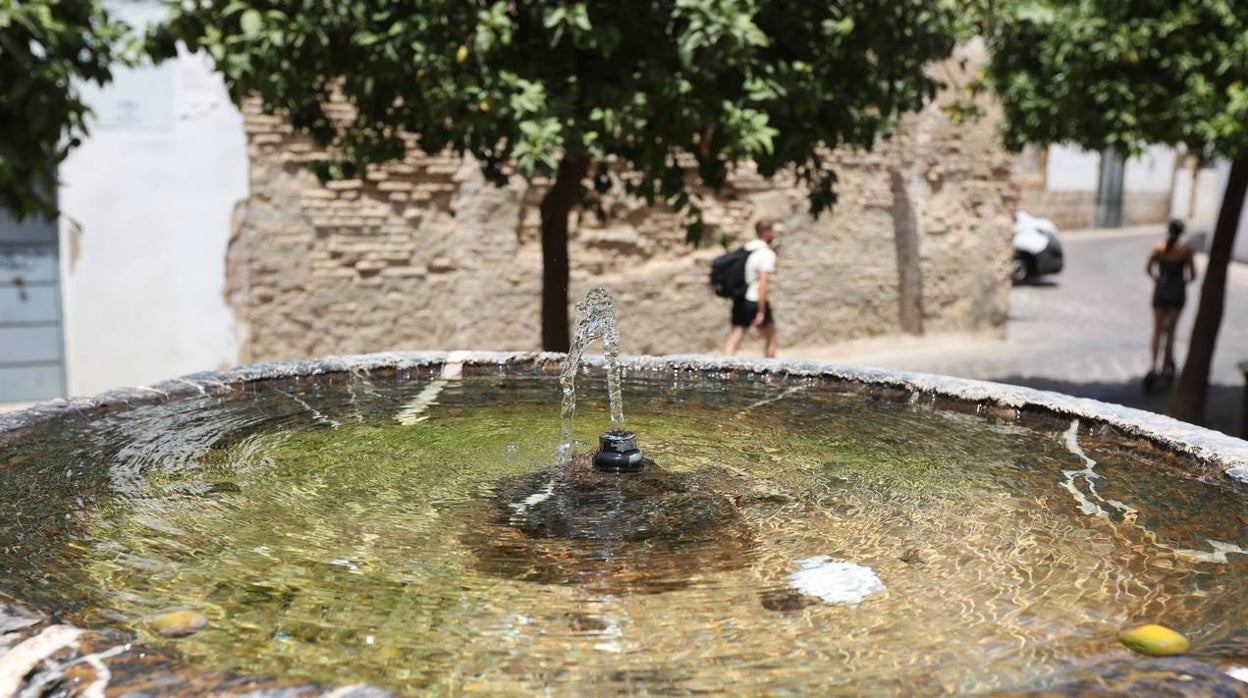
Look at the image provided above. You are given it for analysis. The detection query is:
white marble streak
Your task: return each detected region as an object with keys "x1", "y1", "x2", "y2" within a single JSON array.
[{"x1": 0, "y1": 625, "x2": 82, "y2": 697}]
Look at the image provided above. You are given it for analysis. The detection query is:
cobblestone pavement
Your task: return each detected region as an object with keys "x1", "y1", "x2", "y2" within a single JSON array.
[{"x1": 786, "y1": 224, "x2": 1248, "y2": 439}]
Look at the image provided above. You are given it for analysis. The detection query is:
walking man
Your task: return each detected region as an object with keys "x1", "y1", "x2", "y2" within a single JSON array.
[{"x1": 724, "y1": 219, "x2": 779, "y2": 357}]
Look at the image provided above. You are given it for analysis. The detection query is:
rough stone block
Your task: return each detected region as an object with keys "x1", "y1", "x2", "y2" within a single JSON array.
[
  {"x1": 325, "y1": 180, "x2": 363, "y2": 191},
  {"x1": 377, "y1": 181, "x2": 415, "y2": 192}
]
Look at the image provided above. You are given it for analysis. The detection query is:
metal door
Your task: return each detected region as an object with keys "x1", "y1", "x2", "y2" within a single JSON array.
[
  {"x1": 0, "y1": 210, "x2": 66, "y2": 401},
  {"x1": 1094, "y1": 148, "x2": 1125, "y2": 228}
]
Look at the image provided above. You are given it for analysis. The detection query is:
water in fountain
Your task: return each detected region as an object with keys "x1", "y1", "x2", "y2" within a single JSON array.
[{"x1": 1, "y1": 357, "x2": 1247, "y2": 696}]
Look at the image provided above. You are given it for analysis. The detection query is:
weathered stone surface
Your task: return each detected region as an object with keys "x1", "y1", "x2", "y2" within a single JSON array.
[
  {"x1": 0, "y1": 598, "x2": 395, "y2": 697},
  {"x1": 227, "y1": 43, "x2": 1015, "y2": 361},
  {"x1": 995, "y1": 657, "x2": 1248, "y2": 697},
  {"x1": 4, "y1": 351, "x2": 1247, "y2": 479}
]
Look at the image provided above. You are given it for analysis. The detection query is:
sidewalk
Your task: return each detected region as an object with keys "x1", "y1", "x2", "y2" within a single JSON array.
[
  {"x1": 783, "y1": 225, "x2": 1248, "y2": 439},
  {"x1": 784, "y1": 332, "x2": 1243, "y2": 439}
]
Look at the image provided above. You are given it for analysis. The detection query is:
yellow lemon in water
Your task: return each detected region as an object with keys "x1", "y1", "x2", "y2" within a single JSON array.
[{"x1": 1119, "y1": 624, "x2": 1189, "y2": 656}]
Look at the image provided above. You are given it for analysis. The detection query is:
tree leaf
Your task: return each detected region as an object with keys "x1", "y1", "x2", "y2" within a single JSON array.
[{"x1": 240, "y1": 9, "x2": 263, "y2": 38}]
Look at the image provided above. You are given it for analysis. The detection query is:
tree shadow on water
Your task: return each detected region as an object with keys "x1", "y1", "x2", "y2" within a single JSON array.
[{"x1": 988, "y1": 374, "x2": 1244, "y2": 440}]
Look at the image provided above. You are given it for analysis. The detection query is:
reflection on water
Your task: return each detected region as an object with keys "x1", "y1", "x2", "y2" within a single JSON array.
[{"x1": 1, "y1": 370, "x2": 1246, "y2": 696}]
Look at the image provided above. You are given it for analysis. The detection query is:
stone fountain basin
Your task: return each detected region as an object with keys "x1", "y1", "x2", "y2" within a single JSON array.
[{"x1": 1, "y1": 351, "x2": 1247, "y2": 697}]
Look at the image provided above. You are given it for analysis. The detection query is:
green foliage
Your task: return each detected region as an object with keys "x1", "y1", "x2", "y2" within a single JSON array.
[
  {"x1": 983, "y1": 0, "x2": 1248, "y2": 159},
  {"x1": 155, "y1": 0, "x2": 964, "y2": 238},
  {"x1": 980, "y1": 0, "x2": 1248, "y2": 423},
  {"x1": 0, "y1": 0, "x2": 134, "y2": 220}
]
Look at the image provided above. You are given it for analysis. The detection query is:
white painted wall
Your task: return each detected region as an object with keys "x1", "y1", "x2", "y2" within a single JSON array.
[
  {"x1": 58, "y1": 0, "x2": 247, "y2": 395},
  {"x1": 1172, "y1": 160, "x2": 1223, "y2": 231},
  {"x1": 1123, "y1": 145, "x2": 1175, "y2": 192},
  {"x1": 1180, "y1": 159, "x2": 1248, "y2": 262},
  {"x1": 1171, "y1": 167, "x2": 1193, "y2": 219},
  {"x1": 1046, "y1": 144, "x2": 1175, "y2": 193},
  {"x1": 1194, "y1": 166, "x2": 1225, "y2": 227},
  {"x1": 1044, "y1": 145, "x2": 1101, "y2": 191}
]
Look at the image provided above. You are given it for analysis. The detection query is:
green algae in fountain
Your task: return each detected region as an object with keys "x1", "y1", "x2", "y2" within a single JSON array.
[{"x1": 1, "y1": 350, "x2": 1248, "y2": 695}]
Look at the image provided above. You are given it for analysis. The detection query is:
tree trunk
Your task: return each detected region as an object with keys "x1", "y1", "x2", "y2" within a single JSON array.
[
  {"x1": 889, "y1": 168, "x2": 924, "y2": 335},
  {"x1": 1170, "y1": 154, "x2": 1248, "y2": 424},
  {"x1": 538, "y1": 154, "x2": 589, "y2": 352}
]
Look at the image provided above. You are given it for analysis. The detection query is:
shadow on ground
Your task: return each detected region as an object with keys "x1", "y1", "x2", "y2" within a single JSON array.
[
  {"x1": 1011, "y1": 278, "x2": 1061, "y2": 289},
  {"x1": 989, "y1": 375, "x2": 1244, "y2": 440}
]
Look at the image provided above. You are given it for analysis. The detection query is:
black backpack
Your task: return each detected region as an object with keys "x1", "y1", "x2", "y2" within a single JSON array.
[{"x1": 709, "y1": 246, "x2": 751, "y2": 299}]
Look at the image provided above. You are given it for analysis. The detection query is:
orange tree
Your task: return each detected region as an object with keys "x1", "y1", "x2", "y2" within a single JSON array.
[
  {"x1": 0, "y1": 0, "x2": 131, "y2": 219},
  {"x1": 984, "y1": 0, "x2": 1248, "y2": 425},
  {"x1": 153, "y1": 0, "x2": 964, "y2": 351}
]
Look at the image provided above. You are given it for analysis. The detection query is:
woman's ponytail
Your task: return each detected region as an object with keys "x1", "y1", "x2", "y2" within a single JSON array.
[{"x1": 1166, "y1": 219, "x2": 1185, "y2": 251}]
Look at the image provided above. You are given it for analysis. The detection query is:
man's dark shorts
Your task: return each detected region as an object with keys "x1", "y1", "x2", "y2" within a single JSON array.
[{"x1": 731, "y1": 297, "x2": 775, "y2": 327}]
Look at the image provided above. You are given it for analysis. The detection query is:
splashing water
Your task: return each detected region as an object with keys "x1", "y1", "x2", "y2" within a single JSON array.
[{"x1": 558, "y1": 286, "x2": 625, "y2": 464}]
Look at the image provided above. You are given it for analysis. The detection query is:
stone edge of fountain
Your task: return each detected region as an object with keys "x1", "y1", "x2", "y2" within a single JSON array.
[
  {"x1": 2, "y1": 350, "x2": 1248, "y2": 696},
  {"x1": 3, "y1": 350, "x2": 1245, "y2": 483}
]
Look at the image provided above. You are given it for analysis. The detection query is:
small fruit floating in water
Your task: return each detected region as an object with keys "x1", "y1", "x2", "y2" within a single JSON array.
[{"x1": 1119, "y1": 624, "x2": 1189, "y2": 656}]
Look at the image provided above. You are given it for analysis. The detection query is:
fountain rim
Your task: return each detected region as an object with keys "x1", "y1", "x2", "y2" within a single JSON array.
[
  {"x1": 3, "y1": 350, "x2": 1248, "y2": 696},
  {"x1": 1, "y1": 349, "x2": 1246, "y2": 484}
]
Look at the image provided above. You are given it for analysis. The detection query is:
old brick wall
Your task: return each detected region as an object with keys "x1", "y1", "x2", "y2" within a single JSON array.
[{"x1": 228, "y1": 47, "x2": 1016, "y2": 361}]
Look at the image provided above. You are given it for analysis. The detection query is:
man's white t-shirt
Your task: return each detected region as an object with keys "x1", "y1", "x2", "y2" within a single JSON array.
[{"x1": 743, "y1": 238, "x2": 777, "y2": 303}]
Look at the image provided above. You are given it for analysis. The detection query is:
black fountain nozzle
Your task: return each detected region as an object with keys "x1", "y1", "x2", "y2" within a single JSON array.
[{"x1": 592, "y1": 430, "x2": 646, "y2": 473}]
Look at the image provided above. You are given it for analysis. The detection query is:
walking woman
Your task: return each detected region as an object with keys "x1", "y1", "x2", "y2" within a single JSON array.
[{"x1": 1145, "y1": 219, "x2": 1197, "y2": 390}]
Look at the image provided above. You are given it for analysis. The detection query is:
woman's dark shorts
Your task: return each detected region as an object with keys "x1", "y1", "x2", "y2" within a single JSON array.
[
  {"x1": 1152, "y1": 286, "x2": 1185, "y2": 310},
  {"x1": 731, "y1": 298, "x2": 775, "y2": 327}
]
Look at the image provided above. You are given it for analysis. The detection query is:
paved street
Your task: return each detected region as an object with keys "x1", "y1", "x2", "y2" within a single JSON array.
[{"x1": 787, "y1": 224, "x2": 1248, "y2": 439}]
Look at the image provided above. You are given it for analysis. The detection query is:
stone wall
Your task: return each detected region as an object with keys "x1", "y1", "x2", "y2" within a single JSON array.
[
  {"x1": 1020, "y1": 189, "x2": 1096, "y2": 230},
  {"x1": 227, "y1": 47, "x2": 1016, "y2": 361},
  {"x1": 1021, "y1": 189, "x2": 1174, "y2": 231},
  {"x1": 1122, "y1": 191, "x2": 1173, "y2": 227}
]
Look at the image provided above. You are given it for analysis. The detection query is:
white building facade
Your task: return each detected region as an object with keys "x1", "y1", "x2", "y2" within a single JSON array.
[
  {"x1": 0, "y1": 0, "x2": 247, "y2": 402},
  {"x1": 1020, "y1": 142, "x2": 1239, "y2": 253}
]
